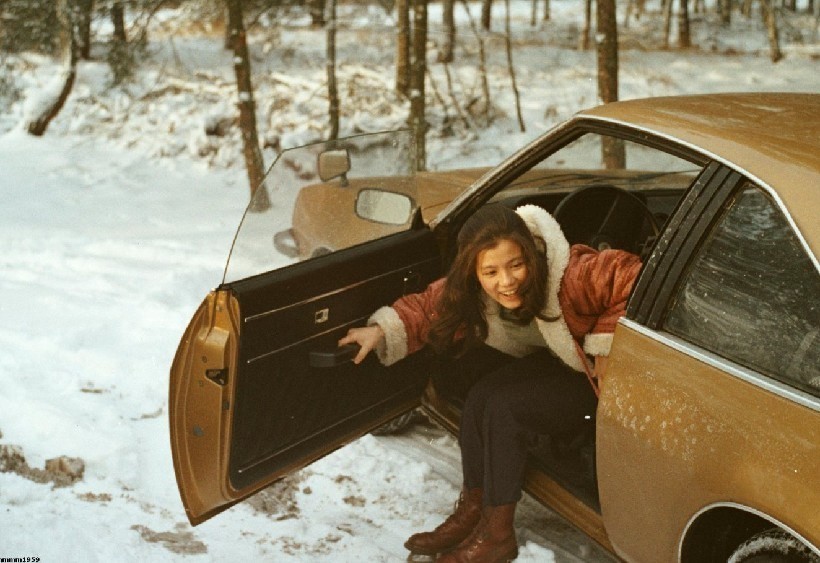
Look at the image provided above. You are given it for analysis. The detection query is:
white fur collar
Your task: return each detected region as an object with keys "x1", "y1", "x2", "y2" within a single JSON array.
[
  {"x1": 514, "y1": 204, "x2": 570, "y2": 318},
  {"x1": 514, "y1": 205, "x2": 584, "y2": 371}
]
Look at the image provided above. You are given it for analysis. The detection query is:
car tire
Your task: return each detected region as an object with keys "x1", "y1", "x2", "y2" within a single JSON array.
[
  {"x1": 728, "y1": 528, "x2": 819, "y2": 563},
  {"x1": 371, "y1": 410, "x2": 420, "y2": 436}
]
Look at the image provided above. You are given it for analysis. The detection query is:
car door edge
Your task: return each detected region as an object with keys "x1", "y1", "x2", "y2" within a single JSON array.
[
  {"x1": 169, "y1": 289, "x2": 240, "y2": 525},
  {"x1": 170, "y1": 283, "x2": 429, "y2": 526}
]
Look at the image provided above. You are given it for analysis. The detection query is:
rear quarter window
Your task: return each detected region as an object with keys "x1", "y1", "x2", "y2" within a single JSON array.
[{"x1": 664, "y1": 185, "x2": 820, "y2": 397}]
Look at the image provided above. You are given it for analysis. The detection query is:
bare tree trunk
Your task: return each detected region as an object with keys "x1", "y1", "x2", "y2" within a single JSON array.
[
  {"x1": 460, "y1": 0, "x2": 492, "y2": 122},
  {"x1": 439, "y1": 0, "x2": 455, "y2": 62},
  {"x1": 580, "y1": 0, "x2": 592, "y2": 49},
  {"x1": 596, "y1": 0, "x2": 624, "y2": 168},
  {"x1": 327, "y1": 0, "x2": 339, "y2": 139},
  {"x1": 531, "y1": 0, "x2": 537, "y2": 26},
  {"x1": 504, "y1": 0, "x2": 524, "y2": 132},
  {"x1": 741, "y1": 0, "x2": 753, "y2": 17},
  {"x1": 396, "y1": 0, "x2": 410, "y2": 96},
  {"x1": 638, "y1": 0, "x2": 647, "y2": 19},
  {"x1": 426, "y1": 66, "x2": 449, "y2": 117},
  {"x1": 27, "y1": 0, "x2": 77, "y2": 136},
  {"x1": 625, "y1": 0, "x2": 647, "y2": 26},
  {"x1": 310, "y1": 0, "x2": 326, "y2": 27},
  {"x1": 443, "y1": 62, "x2": 479, "y2": 133},
  {"x1": 481, "y1": 0, "x2": 492, "y2": 30},
  {"x1": 543, "y1": 0, "x2": 550, "y2": 20},
  {"x1": 624, "y1": 0, "x2": 634, "y2": 27},
  {"x1": 224, "y1": 6, "x2": 233, "y2": 49},
  {"x1": 227, "y1": 0, "x2": 270, "y2": 211},
  {"x1": 678, "y1": 0, "x2": 691, "y2": 48},
  {"x1": 761, "y1": 0, "x2": 783, "y2": 62},
  {"x1": 663, "y1": 0, "x2": 674, "y2": 49},
  {"x1": 410, "y1": 0, "x2": 428, "y2": 171},
  {"x1": 719, "y1": 0, "x2": 731, "y2": 26},
  {"x1": 596, "y1": 0, "x2": 618, "y2": 106},
  {"x1": 76, "y1": 0, "x2": 93, "y2": 59},
  {"x1": 112, "y1": 1, "x2": 126, "y2": 42}
]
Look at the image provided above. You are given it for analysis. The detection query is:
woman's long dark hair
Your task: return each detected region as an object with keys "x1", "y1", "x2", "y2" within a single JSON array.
[{"x1": 428, "y1": 203, "x2": 552, "y2": 356}]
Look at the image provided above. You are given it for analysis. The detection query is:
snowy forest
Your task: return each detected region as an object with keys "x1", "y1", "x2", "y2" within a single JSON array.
[
  {"x1": 0, "y1": 0, "x2": 818, "y2": 561},
  {"x1": 1, "y1": 0, "x2": 817, "y2": 197}
]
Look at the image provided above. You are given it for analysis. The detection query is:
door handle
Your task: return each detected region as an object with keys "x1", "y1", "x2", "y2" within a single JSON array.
[{"x1": 309, "y1": 344, "x2": 361, "y2": 368}]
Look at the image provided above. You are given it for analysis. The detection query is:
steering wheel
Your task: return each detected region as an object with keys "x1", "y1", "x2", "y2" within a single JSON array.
[{"x1": 552, "y1": 185, "x2": 661, "y2": 254}]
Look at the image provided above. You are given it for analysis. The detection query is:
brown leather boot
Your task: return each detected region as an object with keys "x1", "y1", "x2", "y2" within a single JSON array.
[
  {"x1": 404, "y1": 487, "x2": 483, "y2": 556},
  {"x1": 435, "y1": 503, "x2": 518, "y2": 563}
]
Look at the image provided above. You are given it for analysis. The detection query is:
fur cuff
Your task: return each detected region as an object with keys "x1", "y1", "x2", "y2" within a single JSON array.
[
  {"x1": 368, "y1": 306, "x2": 408, "y2": 366},
  {"x1": 583, "y1": 332, "x2": 613, "y2": 357}
]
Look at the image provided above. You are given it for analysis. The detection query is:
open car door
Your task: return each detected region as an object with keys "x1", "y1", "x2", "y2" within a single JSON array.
[{"x1": 169, "y1": 131, "x2": 442, "y2": 525}]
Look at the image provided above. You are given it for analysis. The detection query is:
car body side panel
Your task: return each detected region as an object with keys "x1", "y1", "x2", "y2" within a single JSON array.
[{"x1": 598, "y1": 321, "x2": 820, "y2": 562}]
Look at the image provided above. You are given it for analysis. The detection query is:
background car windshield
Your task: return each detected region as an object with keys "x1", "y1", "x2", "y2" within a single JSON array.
[{"x1": 222, "y1": 130, "x2": 415, "y2": 283}]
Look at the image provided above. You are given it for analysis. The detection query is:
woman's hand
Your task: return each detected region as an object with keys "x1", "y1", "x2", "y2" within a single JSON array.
[{"x1": 338, "y1": 325, "x2": 385, "y2": 365}]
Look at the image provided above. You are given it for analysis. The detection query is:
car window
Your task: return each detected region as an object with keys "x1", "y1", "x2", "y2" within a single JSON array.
[
  {"x1": 223, "y1": 130, "x2": 416, "y2": 283},
  {"x1": 495, "y1": 132, "x2": 701, "y2": 218},
  {"x1": 665, "y1": 185, "x2": 820, "y2": 397},
  {"x1": 534, "y1": 133, "x2": 698, "y2": 174},
  {"x1": 490, "y1": 132, "x2": 704, "y2": 258}
]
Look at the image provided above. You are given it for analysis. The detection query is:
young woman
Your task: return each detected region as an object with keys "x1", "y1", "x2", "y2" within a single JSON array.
[{"x1": 339, "y1": 203, "x2": 642, "y2": 562}]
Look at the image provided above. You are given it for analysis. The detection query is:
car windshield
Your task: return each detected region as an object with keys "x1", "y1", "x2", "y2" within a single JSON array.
[
  {"x1": 222, "y1": 130, "x2": 416, "y2": 284},
  {"x1": 484, "y1": 132, "x2": 703, "y2": 242},
  {"x1": 500, "y1": 133, "x2": 702, "y2": 196}
]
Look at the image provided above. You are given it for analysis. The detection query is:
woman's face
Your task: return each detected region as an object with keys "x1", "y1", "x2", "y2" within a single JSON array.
[{"x1": 475, "y1": 238, "x2": 529, "y2": 309}]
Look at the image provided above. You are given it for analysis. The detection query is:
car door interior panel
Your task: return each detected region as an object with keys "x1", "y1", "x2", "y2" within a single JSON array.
[{"x1": 226, "y1": 227, "x2": 442, "y2": 490}]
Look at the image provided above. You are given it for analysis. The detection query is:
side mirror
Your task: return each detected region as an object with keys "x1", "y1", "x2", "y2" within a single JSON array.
[
  {"x1": 317, "y1": 149, "x2": 350, "y2": 183},
  {"x1": 355, "y1": 189, "x2": 414, "y2": 225}
]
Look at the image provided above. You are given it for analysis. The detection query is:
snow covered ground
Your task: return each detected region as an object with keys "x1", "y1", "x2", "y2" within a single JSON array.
[{"x1": 0, "y1": 1, "x2": 817, "y2": 561}]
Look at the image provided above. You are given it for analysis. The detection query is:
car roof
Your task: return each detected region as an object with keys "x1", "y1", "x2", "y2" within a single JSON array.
[{"x1": 578, "y1": 93, "x2": 819, "y2": 254}]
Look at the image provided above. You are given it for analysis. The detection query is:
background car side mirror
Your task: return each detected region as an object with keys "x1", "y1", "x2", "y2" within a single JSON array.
[
  {"x1": 355, "y1": 189, "x2": 414, "y2": 225},
  {"x1": 317, "y1": 149, "x2": 351, "y2": 185}
]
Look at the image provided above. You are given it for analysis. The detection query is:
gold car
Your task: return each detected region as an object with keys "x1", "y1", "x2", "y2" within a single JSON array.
[{"x1": 169, "y1": 93, "x2": 819, "y2": 562}]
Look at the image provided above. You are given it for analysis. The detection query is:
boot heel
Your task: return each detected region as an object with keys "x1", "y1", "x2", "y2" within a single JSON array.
[{"x1": 404, "y1": 487, "x2": 483, "y2": 556}]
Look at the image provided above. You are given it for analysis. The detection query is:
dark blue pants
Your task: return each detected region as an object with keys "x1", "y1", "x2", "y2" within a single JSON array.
[{"x1": 456, "y1": 346, "x2": 598, "y2": 506}]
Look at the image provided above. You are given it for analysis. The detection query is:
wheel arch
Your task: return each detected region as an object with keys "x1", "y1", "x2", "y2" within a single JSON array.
[{"x1": 680, "y1": 503, "x2": 819, "y2": 563}]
